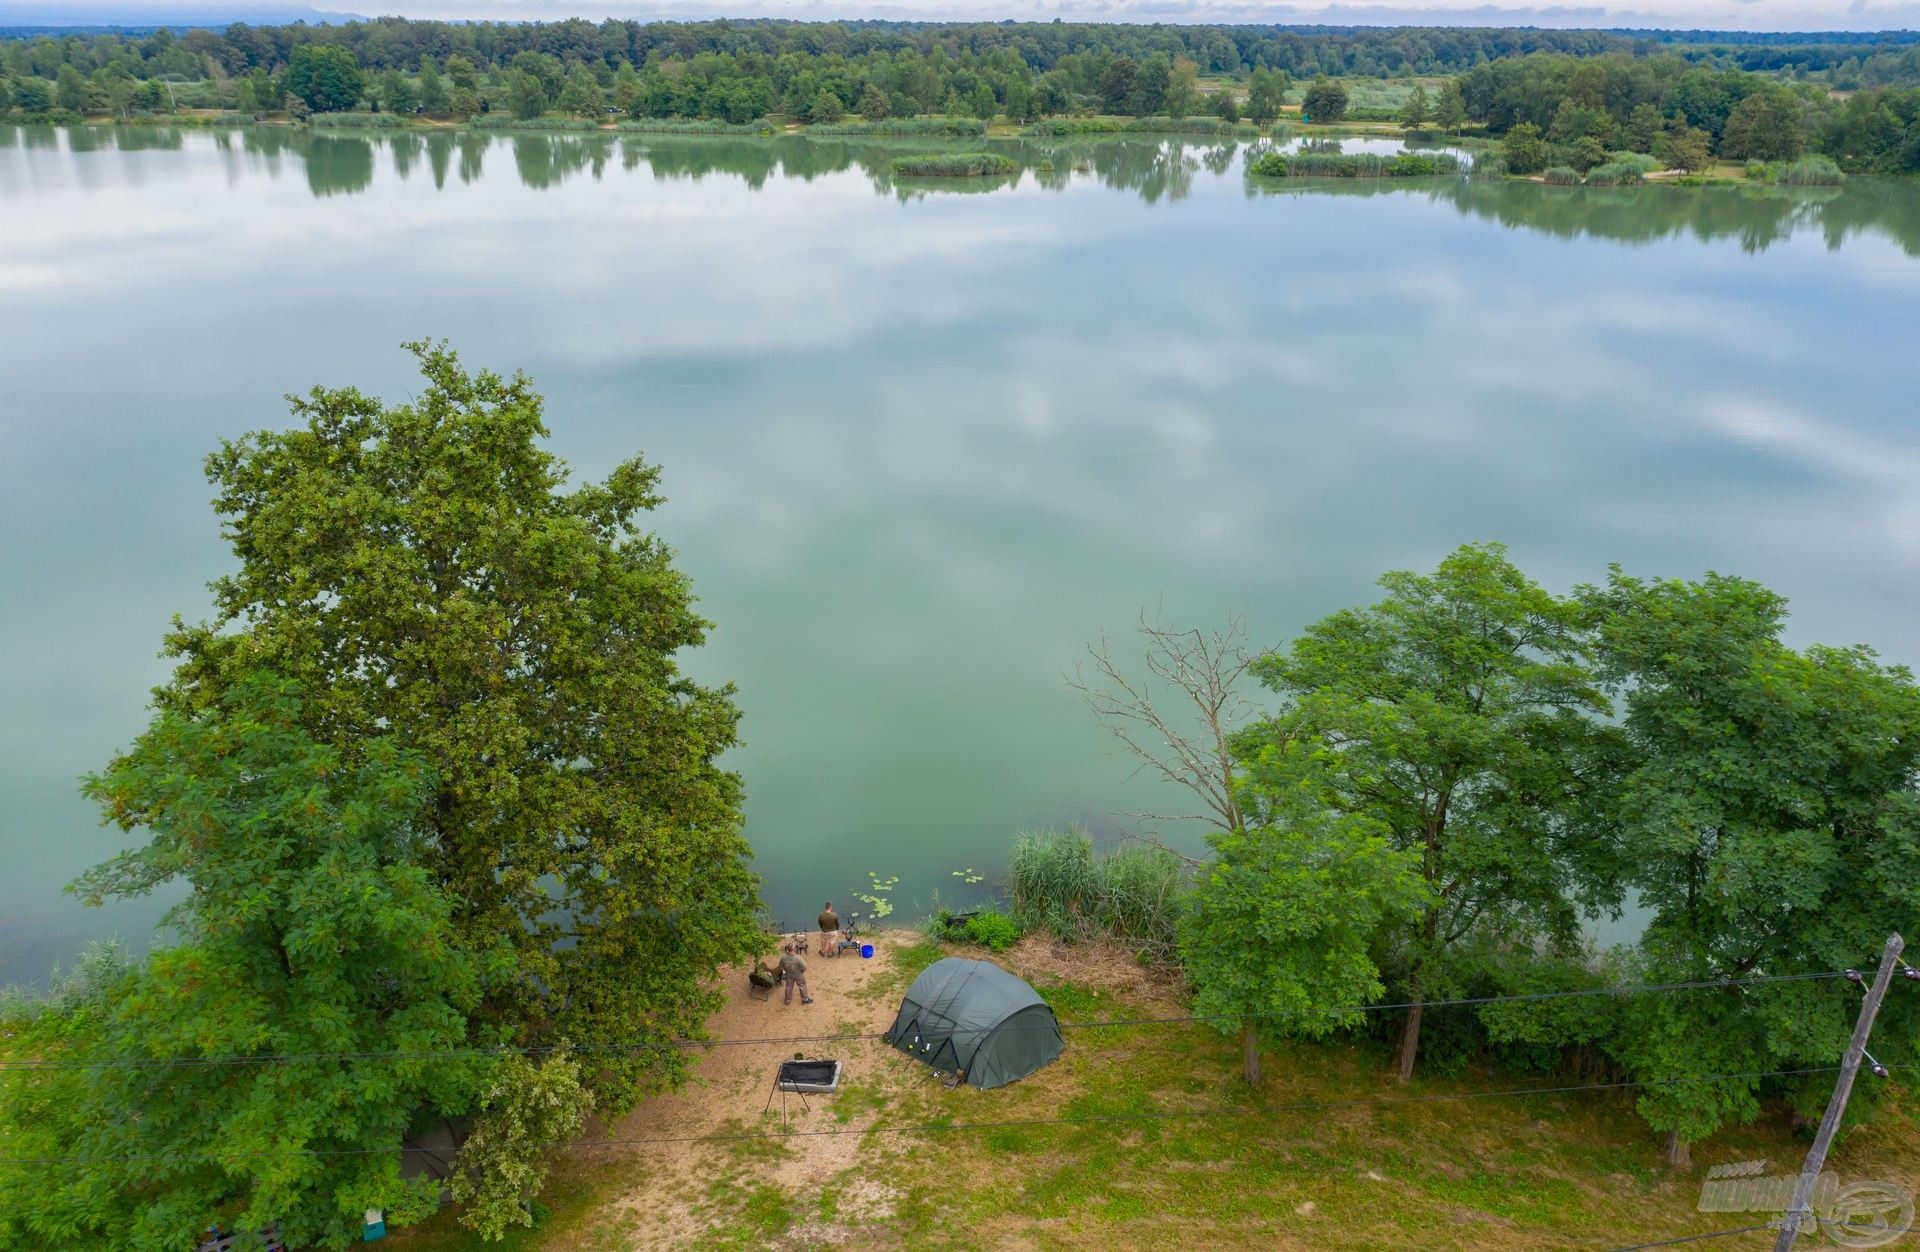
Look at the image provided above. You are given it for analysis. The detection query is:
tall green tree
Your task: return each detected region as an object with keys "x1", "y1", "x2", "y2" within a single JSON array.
[
  {"x1": 153, "y1": 342, "x2": 762, "y2": 1116},
  {"x1": 418, "y1": 57, "x2": 448, "y2": 114},
  {"x1": 1720, "y1": 89, "x2": 1803, "y2": 160},
  {"x1": 1400, "y1": 82, "x2": 1430, "y2": 130},
  {"x1": 285, "y1": 44, "x2": 364, "y2": 114},
  {"x1": 1239, "y1": 543, "x2": 1625, "y2": 1082},
  {"x1": 1302, "y1": 76, "x2": 1348, "y2": 123},
  {"x1": 1164, "y1": 55, "x2": 1201, "y2": 118},
  {"x1": 1245, "y1": 67, "x2": 1285, "y2": 126},
  {"x1": 1435, "y1": 78, "x2": 1467, "y2": 133},
  {"x1": 1502, "y1": 120, "x2": 1549, "y2": 173},
  {"x1": 1183, "y1": 787, "x2": 1428, "y2": 1087},
  {"x1": 0, "y1": 677, "x2": 507, "y2": 1250},
  {"x1": 505, "y1": 69, "x2": 548, "y2": 120},
  {"x1": 556, "y1": 65, "x2": 604, "y2": 119},
  {"x1": 857, "y1": 83, "x2": 891, "y2": 120},
  {"x1": 1585, "y1": 571, "x2": 1920, "y2": 1164},
  {"x1": 55, "y1": 63, "x2": 88, "y2": 113}
]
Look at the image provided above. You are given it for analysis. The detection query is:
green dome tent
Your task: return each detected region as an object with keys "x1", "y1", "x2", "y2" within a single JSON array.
[{"x1": 885, "y1": 957, "x2": 1064, "y2": 1088}]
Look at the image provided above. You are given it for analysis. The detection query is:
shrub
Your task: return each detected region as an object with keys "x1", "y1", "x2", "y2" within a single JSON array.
[
  {"x1": 1776, "y1": 154, "x2": 1845, "y2": 185},
  {"x1": 965, "y1": 911, "x2": 1021, "y2": 953},
  {"x1": 1542, "y1": 165, "x2": 1581, "y2": 185},
  {"x1": 889, "y1": 152, "x2": 1017, "y2": 177},
  {"x1": 1021, "y1": 116, "x2": 1256, "y2": 138},
  {"x1": 1247, "y1": 151, "x2": 1288, "y2": 177}
]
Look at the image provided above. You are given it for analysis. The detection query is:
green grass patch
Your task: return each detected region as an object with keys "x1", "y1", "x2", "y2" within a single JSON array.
[{"x1": 808, "y1": 117, "x2": 985, "y2": 136}]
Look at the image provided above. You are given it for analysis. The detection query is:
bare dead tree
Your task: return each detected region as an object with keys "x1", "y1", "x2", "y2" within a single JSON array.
[{"x1": 1065, "y1": 608, "x2": 1266, "y2": 838}]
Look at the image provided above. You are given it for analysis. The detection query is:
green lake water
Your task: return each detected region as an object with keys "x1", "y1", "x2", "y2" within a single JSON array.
[{"x1": 4, "y1": 124, "x2": 1919, "y2": 983}]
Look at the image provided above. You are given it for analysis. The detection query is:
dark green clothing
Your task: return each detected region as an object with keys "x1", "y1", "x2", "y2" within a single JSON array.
[
  {"x1": 780, "y1": 953, "x2": 807, "y2": 979},
  {"x1": 818, "y1": 910, "x2": 840, "y2": 932}
]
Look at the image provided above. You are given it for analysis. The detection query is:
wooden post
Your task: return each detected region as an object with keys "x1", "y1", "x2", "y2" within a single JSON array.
[{"x1": 1772, "y1": 932, "x2": 1904, "y2": 1251}]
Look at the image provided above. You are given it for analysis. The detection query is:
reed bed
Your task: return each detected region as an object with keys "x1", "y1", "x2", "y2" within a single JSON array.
[
  {"x1": 808, "y1": 117, "x2": 985, "y2": 136},
  {"x1": 1542, "y1": 165, "x2": 1582, "y2": 185},
  {"x1": 1023, "y1": 116, "x2": 1261, "y2": 138},
  {"x1": 1776, "y1": 154, "x2": 1846, "y2": 185},
  {"x1": 889, "y1": 152, "x2": 1018, "y2": 177},
  {"x1": 615, "y1": 117, "x2": 776, "y2": 134},
  {"x1": 1008, "y1": 828, "x2": 1189, "y2": 965},
  {"x1": 1250, "y1": 149, "x2": 1462, "y2": 179},
  {"x1": 309, "y1": 112, "x2": 403, "y2": 129},
  {"x1": 1583, "y1": 160, "x2": 1646, "y2": 187},
  {"x1": 470, "y1": 116, "x2": 600, "y2": 131}
]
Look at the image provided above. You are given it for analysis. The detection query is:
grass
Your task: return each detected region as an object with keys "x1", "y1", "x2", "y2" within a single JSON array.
[
  {"x1": 384, "y1": 939, "x2": 1920, "y2": 1250},
  {"x1": 468, "y1": 116, "x2": 600, "y2": 131},
  {"x1": 1022, "y1": 115, "x2": 1262, "y2": 138},
  {"x1": 889, "y1": 152, "x2": 1018, "y2": 177},
  {"x1": 615, "y1": 117, "x2": 775, "y2": 135}
]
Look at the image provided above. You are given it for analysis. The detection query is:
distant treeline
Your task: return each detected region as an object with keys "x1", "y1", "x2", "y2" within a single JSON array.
[
  {"x1": 1459, "y1": 51, "x2": 1920, "y2": 174},
  {"x1": 3, "y1": 17, "x2": 1920, "y2": 94}
]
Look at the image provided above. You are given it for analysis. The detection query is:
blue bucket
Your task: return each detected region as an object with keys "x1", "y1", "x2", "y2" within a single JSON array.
[{"x1": 861, "y1": 944, "x2": 874, "y2": 959}]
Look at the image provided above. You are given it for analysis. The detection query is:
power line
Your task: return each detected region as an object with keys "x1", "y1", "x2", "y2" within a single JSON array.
[
  {"x1": 0, "y1": 1064, "x2": 1847, "y2": 1167},
  {"x1": 1606, "y1": 1223, "x2": 1777, "y2": 1250},
  {"x1": 0, "y1": 969, "x2": 1853, "y2": 1074}
]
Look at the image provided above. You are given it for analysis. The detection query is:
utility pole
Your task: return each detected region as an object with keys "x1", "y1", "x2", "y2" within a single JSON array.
[{"x1": 1772, "y1": 932, "x2": 1904, "y2": 1251}]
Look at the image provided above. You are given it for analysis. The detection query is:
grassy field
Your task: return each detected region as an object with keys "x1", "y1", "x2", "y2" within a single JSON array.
[{"x1": 388, "y1": 937, "x2": 1920, "y2": 1251}]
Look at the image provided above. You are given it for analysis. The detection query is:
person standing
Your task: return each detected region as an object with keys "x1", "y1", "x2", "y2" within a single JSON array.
[
  {"x1": 780, "y1": 943, "x2": 812, "y2": 1005},
  {"x1": 818, "y1": 901, "x2": 841, "y2": 958}
]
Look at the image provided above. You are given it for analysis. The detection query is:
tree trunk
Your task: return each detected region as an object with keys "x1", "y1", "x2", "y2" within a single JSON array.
[
  {"x1": 1396, "y1": 1001, "x2": 1424, "y2": 1084},
  {"x1": 1664, "y1": 1130, "x2": 1691, "y2": 1168},
  {"x1": 1242, "y1": 1024, "x2": 1261, "y2": 1086}
]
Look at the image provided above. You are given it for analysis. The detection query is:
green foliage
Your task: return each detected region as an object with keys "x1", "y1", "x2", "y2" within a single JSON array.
[
  {"x1": 286, "y1": 44, "x2": 364, "y2": 114},
  {"x1": 1181, "y1": 794, "x2": 1429, "y2": 1049},
  {"x1": 1775, "y1": 153, "x2": 1845, "y2": 184},
  {"x1": 1582, "y1": 569, "x2": 1920, "y2": 1152},
  {"x1": 1435, "y1": 78, "x2": 1467, "y2": 132},
  {"x1": 1399, "y1": 82, "x2": 1430, "y2": 129},
  {"x1": 1567, "y1": 134, "x2": 1609, "y2": 171},
  {"x1": 1245, "y1": 66, "x2": 1287, "y2": 126},
  {"x1": 1582, "y1": 160, "x2": 1646, "y2": 186},
  {"x1": 1302, "y1": 75, "x2": 1348, "y2": 123},
  {"x1": 1543, "y1": 165, "x2": 1582, "y2": 185},
  {"x1": 152, "y1": 342, "x2": 761, "y2": 1119},
  {"x1": 856, "y1": 84, "x2": 891, "y2": 120},
  {"x1": 1008, "y1": 830, "x2": 1188, "y2": 963},
  {"x1": 1251, "y1": 149, "x2": 1462, "y2": 178},
  {"x1": 890, "y1": 152, "x2": 1019, "y2": 177},
  {"x1": 1023, "y1": 115, "x2": 1251, "y2": 136},
  {"x1": 450, "y1": 1052, "x2": 594, "y2": 1241},
  {"x1": 1247, "y1": 150, "x2": 1289, "y2": 177},
  {"x1": 470, "y1": 115, "x2": 597, "y2": 130},
  {"x1": 505, "y1": 70, "x2": 549, "y2": 121},
  {"x1": 555, "y1": 66, "x2": 605, "y2": 119},
  {"x1": 1718, "y1": 87, "x2": 1803, "y2": 160},
  {"x1": 808, "y1": 88, "x2": 845, "y2": 123},
  {"x1": 615, "y1": 117, "x2": 775, "y2": 134},
  {"x1": 1654, "y1": 123, "x2": 1713, "y2": 172},
  {"x1": 809, "y1": 117, "x2": 984, "y2": 136},
  {"x1": 1, "y1": 676, "x2": 502, "y2": 1250},
  {"x1": 1503, "y1": 120, "x2": 1549, "y2": 173},
  {"x1": 965, "y1": 911, "x2": 1022, "y2": 953},
  {"x1": 1240, "y1": 542, "x2": 1627, "y2": 1079},
  {"x1": 309, "y1": 110, "x2": 402, "y2": 128}
]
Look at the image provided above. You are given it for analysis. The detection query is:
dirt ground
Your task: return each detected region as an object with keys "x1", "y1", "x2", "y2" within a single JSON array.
[
  {"x1": 562, "y1": 931, "x2": 1182, "y2": 1251},
  {"x1": 583, "y1": 930, "x2": 929, "y2": 1249}
]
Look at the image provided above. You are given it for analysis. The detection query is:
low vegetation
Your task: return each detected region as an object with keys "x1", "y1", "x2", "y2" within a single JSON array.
[
  {"x1": 1248, "y1": 149, "x2": 1463, "y2": 179},
  {"x1": 889, "y1": 152, "x2": 1019, "y2": 177}
]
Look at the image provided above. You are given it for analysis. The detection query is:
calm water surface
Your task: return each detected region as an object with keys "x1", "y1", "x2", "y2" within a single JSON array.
[{"x1": 4, "y1": 124, "x2": 1920, "y2": 982}]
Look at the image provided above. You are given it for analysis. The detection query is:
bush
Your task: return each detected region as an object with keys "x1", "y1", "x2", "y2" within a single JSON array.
[
  {"x1": 889, "y1": 152, "x2": 1017, "y2": 177},
  {"x1": 965, "y1": 911, "x2": 1021, "y2": 953},
  {"x1": 1247, "y1": 150, "x2": 1288, "y2": 177},
  {"x1": 1469, "y1": 152, "x2": 1509, "y2": 179},
  {"x1": 1776, "y1": 154, "x2": 1845, "y2": 185},
  {"x1": 1022, "y1": 116, "x2": 1257, "y2": 138},
  {"x1": 1542, "y1": 165, "x2": 1581, "y2": 185}
]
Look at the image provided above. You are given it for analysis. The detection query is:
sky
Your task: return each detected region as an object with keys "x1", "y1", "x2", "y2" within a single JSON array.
[{"x1": 1, "y1": 0, "x2": 1918, "y2": 31}]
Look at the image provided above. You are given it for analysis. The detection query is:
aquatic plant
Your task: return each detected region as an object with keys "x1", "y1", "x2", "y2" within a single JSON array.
[{"x1": 890, "y1": 152, "x2": 1018, "y2": 177}]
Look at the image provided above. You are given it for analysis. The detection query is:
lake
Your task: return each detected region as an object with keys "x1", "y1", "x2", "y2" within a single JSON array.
[{"x1": 4, "y1": 124, "x2": 1919, "y2": 984}]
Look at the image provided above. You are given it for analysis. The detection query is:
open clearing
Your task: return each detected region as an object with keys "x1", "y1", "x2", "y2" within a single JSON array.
[{"x1": 391, "y1": 935, "x2": 1920, "y2": 1251}]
